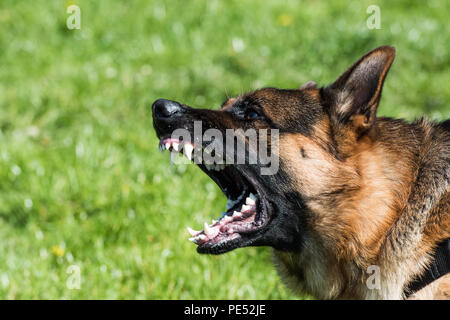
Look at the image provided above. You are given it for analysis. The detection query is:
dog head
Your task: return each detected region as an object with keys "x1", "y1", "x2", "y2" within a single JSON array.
[{"x1": 152, "y1": 46, "x2": 396, "y2": 256}]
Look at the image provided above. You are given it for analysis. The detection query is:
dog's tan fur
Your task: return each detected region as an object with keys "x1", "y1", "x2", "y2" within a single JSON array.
[
  {"x1": 274, "y1": 118, "x2": 449, "y2": 299},
  {"x1": 153, "y1": 46, "x2": 449, "y2": 299},
  {"x1": 268, "y1": 48, "x2": 449, "y2": 299}
]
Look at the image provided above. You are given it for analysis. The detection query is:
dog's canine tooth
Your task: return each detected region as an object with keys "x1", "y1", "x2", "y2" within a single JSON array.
[
  {"x1": 184, "y1": 143, "x2": 194, "y2": 160},
  {"x1": 165, "y1": 142, "x2": 171, "y2": 150},
  {"x1": 187, "y1": 227, "x2": 200, "y2": 236},
  {"x1": 197, "y1": 234, "x2": 207, "y2": 241},
  {"x1": 245, "y1": 197, "x2": 255, "y2": 205},
  {"x1": 204, "y1": 222, "x2": 214, "y2": 236},
  {"x1": 241, "y1": 204, "x2": 251, "y2": 212}
]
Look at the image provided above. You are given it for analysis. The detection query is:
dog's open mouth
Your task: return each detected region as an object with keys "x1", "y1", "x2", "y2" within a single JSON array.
[{"x1": 158, "y1": 137, "x2": 271, "y2": 254}]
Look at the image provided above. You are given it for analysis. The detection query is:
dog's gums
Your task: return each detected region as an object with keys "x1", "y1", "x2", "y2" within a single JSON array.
[{"x1": 158, "y1": 137, "x2": 271, "y2": 254}]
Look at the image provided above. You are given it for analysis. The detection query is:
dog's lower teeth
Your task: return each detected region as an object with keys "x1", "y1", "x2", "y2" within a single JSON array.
[
  {"x1": 188, "y1": 237, "x2": 197, "y2": 243},
  {"x1": 245, "y1": 197, "x2": 255, "y2": 205},
  {"x1": 204, "y1": 222, "x2": 213, "y2": 236},
  {"x1": 233, "y1": 211, "x2": 242, "y2": 218},
  {"x1": 189, "y1": 233, "x2": 206, "y2": 244},
  {"x1": 186, "y1": 192, "x2": 259, "y2": 244},
  {"x1": 187, "y1": 227, "x2": 200, "y2": 236}
]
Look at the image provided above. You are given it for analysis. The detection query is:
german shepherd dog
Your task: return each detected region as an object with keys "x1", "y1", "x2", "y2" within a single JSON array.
[{"x1": 152, "y1": 46, "x2": 449, "y2": 299}]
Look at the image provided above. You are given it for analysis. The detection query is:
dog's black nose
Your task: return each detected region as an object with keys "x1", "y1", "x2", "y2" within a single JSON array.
[{"x1": 152, "y1": 99, "x2": 184, "y2": 118}]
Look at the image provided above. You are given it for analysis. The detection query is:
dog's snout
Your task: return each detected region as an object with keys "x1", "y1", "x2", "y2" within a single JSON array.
[{"x1": 152, "y1": 99, "x2": 184, "y2": 118}]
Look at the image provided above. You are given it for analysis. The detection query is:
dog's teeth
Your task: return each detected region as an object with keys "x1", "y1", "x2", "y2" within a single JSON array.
[
  {"x1": 232, "y1": 211, "x2": 242, "y2": 218},
  {"x1": 223, "y1": 215, "x2": 233, "y2": 223},
  {"x1": 241, "y1": 204, "x2": 251, "y2": 212},
  {"x1": 165, "y1": 142, "x2": 171, "y2": 150},
  {"x1": 189, "y1": 231, "x2": 207, "y2": 243},
  {"x1": 172, "y1": 142, "x2": 179, "y2": 152},
  {"x1": 187, "y1": 227, "x2": 200, "y2": 236},
  {"x1": 184, "y1": 143, "x2": 193, "y2": 160},
  {"x1": 204, "y1": 222, "x2": 214, "y2": 236},
  {"x1": 249, "y1": 193, "x2": 258, "y2": 201},
  {"x1": 245, "y1": 197, "x2": 255, "y2": 205},
  {"x1": 212, "y1": 219, "x2": 217, "y2": 225},
  {"x1": 188, "y1": 237, "x2": 198, "y2": 244}
]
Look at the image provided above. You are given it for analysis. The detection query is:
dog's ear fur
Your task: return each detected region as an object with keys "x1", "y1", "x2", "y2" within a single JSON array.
[{"x1": 322, "y1": 46, "x2": 395, "y2": 135}]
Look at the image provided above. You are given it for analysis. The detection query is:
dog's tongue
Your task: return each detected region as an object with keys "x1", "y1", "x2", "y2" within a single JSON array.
[{"x1": 187, "y1": 194, "x2": 258, "y2": 244}]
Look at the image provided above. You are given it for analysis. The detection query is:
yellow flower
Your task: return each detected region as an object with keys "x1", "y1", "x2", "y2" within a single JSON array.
[
  {"x1": 51, "y1": 245, "x2": 65, "y2": 258},
  {"x1": 277, "y1": 14, "x2": 293, "y2": 27}
]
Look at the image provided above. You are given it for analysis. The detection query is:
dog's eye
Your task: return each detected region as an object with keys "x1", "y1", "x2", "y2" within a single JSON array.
[{"x1": 244, "y1": 109, "x2": 259, "y2": 120}]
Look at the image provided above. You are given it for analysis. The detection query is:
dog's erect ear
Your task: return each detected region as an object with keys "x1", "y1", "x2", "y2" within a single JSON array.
[{"x1": 323, "y1": 46, "x2": 395, "y2": 134}]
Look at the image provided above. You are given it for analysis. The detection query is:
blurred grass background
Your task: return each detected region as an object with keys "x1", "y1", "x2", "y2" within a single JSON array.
[{"x1": 0, "y1": 0, "x2": 448, "y2": 299}]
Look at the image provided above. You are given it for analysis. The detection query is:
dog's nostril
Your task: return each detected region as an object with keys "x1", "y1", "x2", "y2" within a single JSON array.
[{"x1": 152, "y1": 99, "x2": 183, "y2": 118}]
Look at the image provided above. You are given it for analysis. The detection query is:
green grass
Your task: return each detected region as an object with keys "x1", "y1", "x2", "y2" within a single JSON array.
[{"x1": 0, "y1": 0, "x2": 448, "y2": 299}]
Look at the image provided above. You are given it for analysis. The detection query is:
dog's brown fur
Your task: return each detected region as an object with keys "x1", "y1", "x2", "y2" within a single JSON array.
[
  {"x1": 223, "y1": 47, "x2": 449, "y2": 299},
  {"x1": 153, "y1": 46, "x2": 449, "y2": 299},
  {"x1": 273, "y1": 116, "x2": 449, "y2": 299}
]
